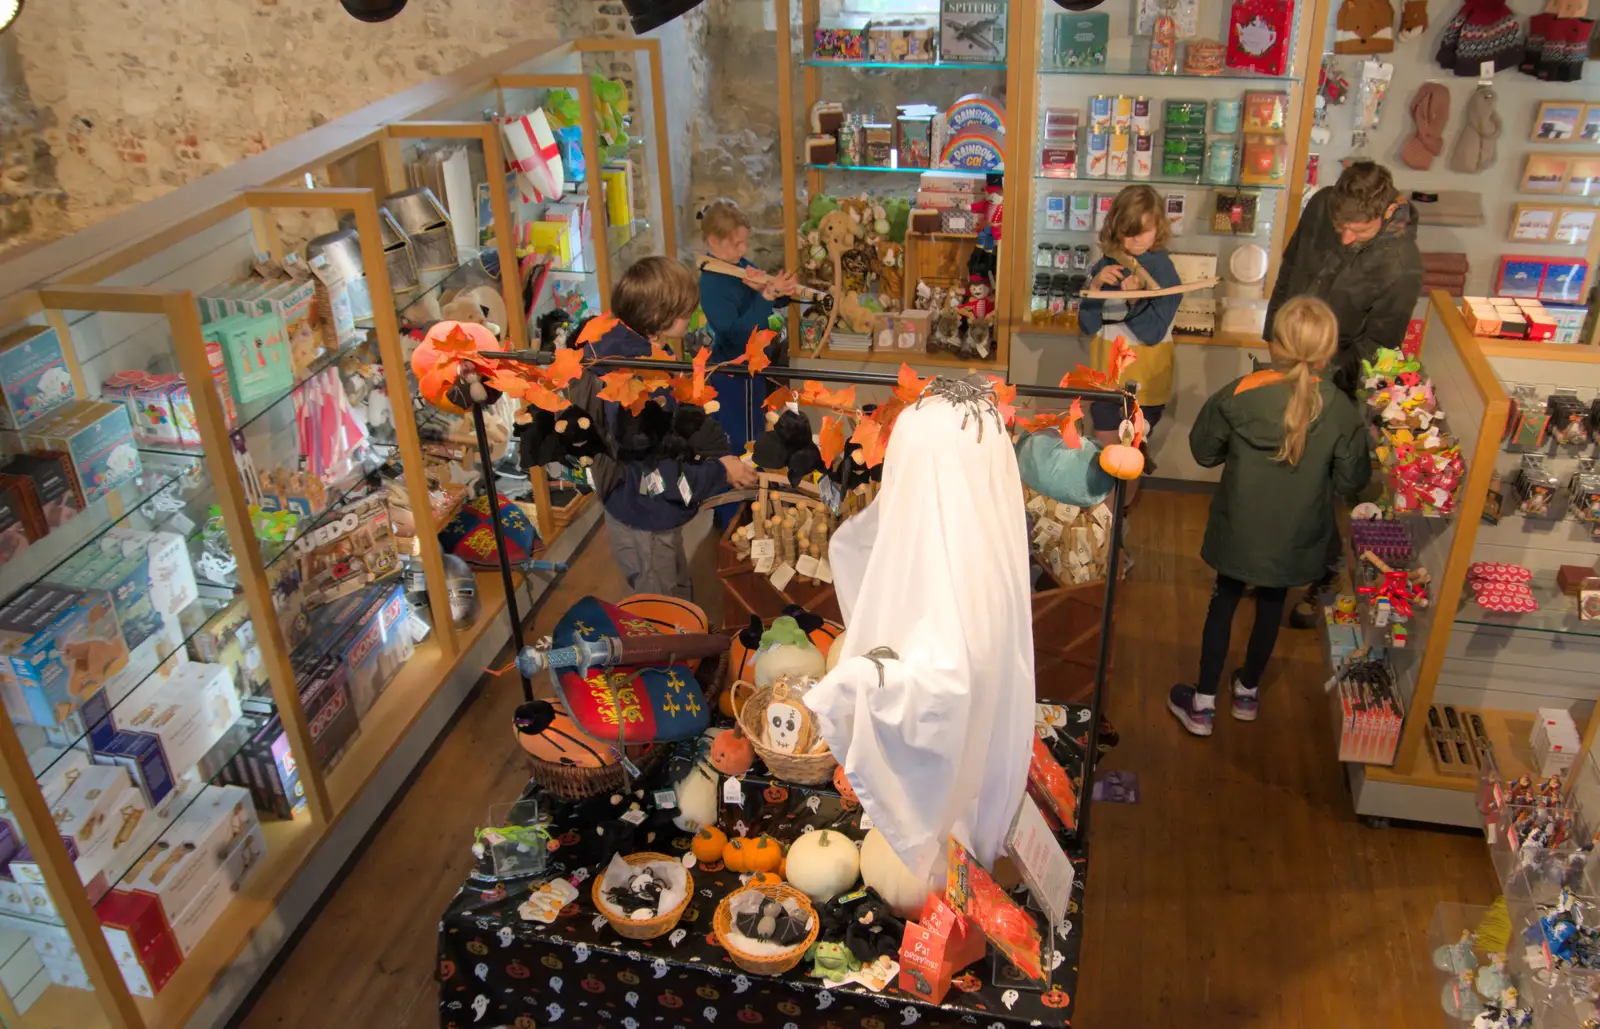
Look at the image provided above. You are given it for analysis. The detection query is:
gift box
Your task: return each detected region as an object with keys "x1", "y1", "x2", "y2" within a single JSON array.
[
  {"x1": 1541, "y1": 259, "x2": 1589, "y2": 303},
  {"x1": 0, "y1": 585, "x2": 129, "y2": 728},
  {"x1": 1226, "y1": 0, "x2": 1293, "y2": 76},
  {"x1": 202, "y1": 311, "x2": 294, "y2": 405},
  {"x1": 94, "y1": 890, "x2": 181, "y2": 998},
  {"x1": 0, "y1": 326, "x2": 75, "y2": 431},
  {"x1": 1497, "y1": 257, "x2": 1550, "y2": 299}
]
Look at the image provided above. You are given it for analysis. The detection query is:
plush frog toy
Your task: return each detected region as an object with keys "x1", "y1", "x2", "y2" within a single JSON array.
[
  {"x1": 752, "y1": 615, "x2": 827, "y2": 688},
  {"x1": 805, "y1": 940, "x2": 862, "y2": 981}
]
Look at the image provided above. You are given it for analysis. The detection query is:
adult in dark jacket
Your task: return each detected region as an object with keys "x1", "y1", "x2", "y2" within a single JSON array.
[
  {"x1": 1168, "y1": 297, "x2": 1371, "y2": 737},
  {"x1": 1265, "y1": 160, "x2": 1419, "y2": 628},
  {"x1": 1264, "y1": 161, "x2": 1423, "y2": 398}
]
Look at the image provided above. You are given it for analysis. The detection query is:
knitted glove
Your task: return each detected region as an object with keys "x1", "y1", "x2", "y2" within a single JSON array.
[{"x1": 1400, "y1": 0, "x2": 1430, "y2": 39}]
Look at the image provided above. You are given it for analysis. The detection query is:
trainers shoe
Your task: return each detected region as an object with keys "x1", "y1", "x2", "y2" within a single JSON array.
[
  {"x1": 1167, "y1": 685, "x2": 1215, "y2": 737},
  {"x1": 1231, "y1": 673, "x2": 1259, "y2": 722}
]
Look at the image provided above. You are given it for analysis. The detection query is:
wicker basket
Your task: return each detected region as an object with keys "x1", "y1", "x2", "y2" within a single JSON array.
[
  {"x1": 591, "y1": 853, "x2": 693, "y2": 941},
  {"x1": 526, "y1": 652, "x2": 728, "y2": 802},
  {"x1": 713, "y1": 882, "x2": 820, "y2": 975},
  {"x1": 736, "y1": 681, "x2": 838, "y2": 785}
]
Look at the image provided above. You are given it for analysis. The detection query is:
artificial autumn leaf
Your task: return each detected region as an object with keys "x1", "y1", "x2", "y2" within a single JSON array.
[
  {"x1": 544, "y1": 347, "x2": 586, "y2": 390},
  {"x1": 1060, "y1": 365, "x2": 1113, "y2": 391},
  {"x1": 419, "y1": 365, "x2": 465, "y2": 414},
  {"x1": 432, "y1": 324, "x2": 480, "y2": 354},
  {"x1": 485, "y1": 368, "x2": 535, "y2": 400},
  {"x1": 745, "y1": 329, "x2": 775, "y2": 375},
  {"x1": 799, "y1": 380, "x2": 858, "y2": 413},
  {"x1": 851, "y1": 416, "x2": 889, "y2": 468},
  {"x1": 1061, "y1": 398, "x2": 1084, "y2": 449},
  {"x1": 1106, "y1": 338, "x2": 1137, "y2": 384},
  {"x1": 1015, "y1": 411, "x2": 1066, "y2": 433},
  {"x1": 523, "y1": 381, "x2": 569, "y2": 414},
  {"x1": 648, "y1": 340, "x2": 673, "y2": 360},
  {"x1": 597, "y1": 370, "x2": 651, "y2": 414},
  {"x1": 818, "y1": 416, "x2": 846, "y2": 467},
  {"x1": 764, "y1": 386, "x2": 798, "y2": 412},
  {"x1": 575, "y1": 316, "x2": 619, "y2": 350},
  {"x1": 988, "y1": 378, "x2": 1017, "y2": 426},
  {"x1": 894, "y1": 363, "x2": 931, "y2": 405}
]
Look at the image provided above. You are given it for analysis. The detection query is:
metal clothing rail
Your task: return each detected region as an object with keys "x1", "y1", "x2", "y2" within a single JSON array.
[{"x1": 490, "y1": 349, "x2": 1126, "y2": 856}]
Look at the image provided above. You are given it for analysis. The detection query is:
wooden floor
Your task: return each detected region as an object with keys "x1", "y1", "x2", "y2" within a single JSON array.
[{"x1": 234, "y1": 494, "x2": 1498, "y2": 1029}]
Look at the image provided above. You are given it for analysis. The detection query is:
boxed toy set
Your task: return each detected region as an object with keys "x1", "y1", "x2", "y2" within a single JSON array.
[
  {"x1": 0, "y1": 326, "x2": 76, "y2": 431},
  {"x1": 0, "y1": 451, "x2": 83, "y2": 530},
  {"x1": 0, "y1": 584, "x2": 131, "y2": 728},
  {"x1": 292, "y1": 493, "x2": 400, "y2": 609},
  {"x1": 20, "y1": 400, "x2": 142, "y2": 504},
  {"x1": 216, "y1": 713, "x2": 307, "y2": 821},
  {"x1": 201, "y1": 310, "x2": 295, "y2": 405}
]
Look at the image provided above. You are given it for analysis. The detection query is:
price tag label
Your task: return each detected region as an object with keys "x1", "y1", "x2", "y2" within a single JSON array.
[
  {"x1": 620, "y1": 809, "x2": 647, "y2": 825},
  {"x1": 640, "y1": 469, "x2": 665, "y2": 496},
  {"x1": 858, "y1": 810, "x2": 874, "y2": 830},
  {"x1": 407, "y1": 613, "x2": 433, "y2": 643},
  {"x1": 796, "y1": 554, "x2": 820, "y2": 578},
  {"x1": 770, "y1": 563, "x2": 796, "y2": 591},
  {"x1": 750, "y1": 538, "x2": 776, "y2": 575},
  {"x1": 678, "y1": 474, "x2": 694, "y2": 505},
  {"x1": 653, "y1": 789, "x2": 677, "y2": 810},
  {"x1": 818, "y1": 476, "x2": 843, "y2": 514},
  {"x1": 816, "y1": 558, "x2": 834, "y2": 584},
  {"x1": 723, "y1": 777, "x2": 744, "y2": 805}
]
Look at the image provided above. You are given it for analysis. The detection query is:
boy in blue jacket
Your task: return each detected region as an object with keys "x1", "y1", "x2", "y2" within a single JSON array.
[
  {"x1": 569, "y1": 256, "x2": 758, "y2": 599},
  {"x1": 698, "y1": 200, "x2": 796, "y2": 451}
]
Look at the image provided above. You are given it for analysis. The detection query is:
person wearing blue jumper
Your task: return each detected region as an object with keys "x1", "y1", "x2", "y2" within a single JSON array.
[
  {"x1": 568, "y1": 256, "x2": 758, "y2": 600},
  {"x1": 1077, "y1": 184, "x2": 1183, "y2": 509},
  {"x1": 697, "y1": 200, "x2": 797, "y2": 452}
]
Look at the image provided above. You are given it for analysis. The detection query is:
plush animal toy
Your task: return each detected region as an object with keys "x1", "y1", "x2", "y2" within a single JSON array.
[
  {"x1": 842, "y1": 893, "x2": 907, "y2": 964},
  {"x1": 516, "y1": 404, "x2": 607, "y2": 469},
  {"x1": 537, "y1": 309, "x2": 573, "y2": 352},
  {"x1": 753, "y1": 409, "x2": 824, "y2": 486},
  {"x1": 873, "y1": 240, "x2": 904, "y2": 304},
  {"x1": 837, "y1": 291, "x2": 877, "y2": 335}
]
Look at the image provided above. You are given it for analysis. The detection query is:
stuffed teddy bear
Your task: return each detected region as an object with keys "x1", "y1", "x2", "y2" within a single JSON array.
[
  {"x1": 516, "y1": 404, "x2": 606, "y2": 469},
  {"x1": 753, "y1": 408, "x2": 824, "y2": 486},
  {"x1": 842, "y1": 893, "x2": 907, "y2": 964},
  {"x1": 873, "y1": 240, "x2": 904, "y2": 304},
  {"x1": 836, "y1": 290, "x2": 877, "y2": 335}
]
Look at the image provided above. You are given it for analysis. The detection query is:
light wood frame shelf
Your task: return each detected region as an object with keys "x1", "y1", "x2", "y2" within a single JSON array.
[{"x1": 0, "y1": 36, "x2": 660, "y2": 1029}]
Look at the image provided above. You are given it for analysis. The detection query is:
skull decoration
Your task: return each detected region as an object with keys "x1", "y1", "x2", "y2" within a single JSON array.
[{"x1": 765, "y1": 701, "x2": 806, "y2": 755}]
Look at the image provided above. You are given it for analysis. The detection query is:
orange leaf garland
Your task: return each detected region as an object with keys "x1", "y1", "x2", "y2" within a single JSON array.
[
  {"x1": 818, "y1": 416, "x2": 846, "y2": 467},
  {"x1": 764, "y1": 386, "x2": 797, "y2": 412},
  {"x1": 544, "y1": 347, "x2": 586, "y2": 390},
  {"x1": 1106, "y1": 338, "x2": 1137, "y2": 384},
  {"x1": 1061, "y1": 398, "x2": 1084, "y2": 449},
  {"x1": 1015, "y1": 411, "x2": 1065, "y2": 433},
  {"x1": 597, "y1": 370, "x2": 652, "y2": 414},
  {"x1": 988, "y1": 378, "x2": 1017, "y2": 426},
  {"x1": 745, "y1": 329, "x2": 775, "y2": 375},
  {"x1": 799, "y1": 380, "x2": 857, "y2": 413},
  {"x1": 894, "y1": 364, "x2": 931, "y2": 404},
  {"x1": 648, "y1": 340, "x2": 673, "y2": 360},
  {"x1": 432, "y1": 323, "x2": 482, "y2": 354},
  {"x1": 850, "y1": 416, "x2": 889, "y2": 468},
  {"x1": 523, "y1": 382, "x2": 569, "y2": 414}
]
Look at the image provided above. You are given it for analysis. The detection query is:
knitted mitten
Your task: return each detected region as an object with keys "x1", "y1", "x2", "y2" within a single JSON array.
[{"x1": 1400, "y1": 0, "x2": 1430, "y2": 38}]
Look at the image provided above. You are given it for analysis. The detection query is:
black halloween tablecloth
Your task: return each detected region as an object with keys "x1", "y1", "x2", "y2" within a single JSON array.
[{"x1": 438, "y1": 707, "x2": 1095, "y2": 1029}]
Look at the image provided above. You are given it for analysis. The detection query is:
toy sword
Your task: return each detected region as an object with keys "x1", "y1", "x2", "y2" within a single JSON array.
[
  {"x1": 695, "y1": 256, "x2": 833, "y2": 306},
  {"x1": 515, "y1": 631, "x2": 730, "y2": 678}
]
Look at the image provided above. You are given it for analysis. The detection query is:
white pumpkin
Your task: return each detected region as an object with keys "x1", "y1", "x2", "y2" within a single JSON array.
[
  {"x1": 672, "y1": 761, "x2": 719, "y2": 832},
  {"x1": 825, "y1": 629, "x2": 848, "y2": 673},
  {"x1": 860, "y1": 829, "x2": 931, "y2": 918},
  {"x1": 785, "y1": 829, "x2": 860, "y2": 903},
  {"x1": 753, "y1": 643, "x2": 826, "y2": 689}
]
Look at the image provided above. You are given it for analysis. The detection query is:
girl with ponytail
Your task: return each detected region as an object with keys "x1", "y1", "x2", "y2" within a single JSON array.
[{"x1": 1167, "y1": 297, "x2": 1371, "y2": 737}]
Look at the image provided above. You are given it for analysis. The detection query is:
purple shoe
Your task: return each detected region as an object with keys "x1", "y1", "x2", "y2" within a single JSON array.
[
  {"x1": 1167, "y1": 685, "x2": 1214, "y2": 737},
  {"x1": 1231, "y1": 673, "x2": 1259, "y2": 722}
]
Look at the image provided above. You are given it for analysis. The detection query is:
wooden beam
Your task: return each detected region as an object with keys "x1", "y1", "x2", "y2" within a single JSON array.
[
  {"x1": 385, "y1": 121, "x2": 498, "y2": 141},
  {"x1": 481, "y1": 127, "x2": 530, "y2": 352},
  {"x1": 640, "y1": 39, "x2": 678, "y2": 257},
  {"x1": 163, "y1": 292, "x2": 335, "y2": 826},
  {"x1": 999, "y1": 0, "x2": 1040, "y2": 371},
  {"x1": 243, "y1": 187, "x2": 372, "y2": 210},
  {"x1": 775, "y1": 0, "x2": 802, "y2": 353},
  {"x1": 1280, "y1": 0, "x2": 1334, "y2": 260},
  {"x1": 37, "y1": 286, "x2": 172, "y2": 315},
  {"x1": 577, "y1": 77, "x2": 614, "y2": 305},
  {"x1": 350, "y1": 194, "x2": 462, "y2": 654}
]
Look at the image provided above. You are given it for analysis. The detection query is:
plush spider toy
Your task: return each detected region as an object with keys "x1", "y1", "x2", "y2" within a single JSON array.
[
  {"x1": 753, "y1": 409, "x2": 824, "y2": 487},
  {"x1": 516, "y1": 404, "x2": 606, "y2": 469}
]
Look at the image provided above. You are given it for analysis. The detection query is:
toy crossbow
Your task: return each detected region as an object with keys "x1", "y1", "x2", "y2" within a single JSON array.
[{"x1": 695, "y1": 256, "x2": 838, "y2": 355}]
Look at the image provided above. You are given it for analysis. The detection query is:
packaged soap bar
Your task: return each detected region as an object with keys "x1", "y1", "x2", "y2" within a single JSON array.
[{"x1": 0, "y1": 327, "x2": 76, "y2": 431}]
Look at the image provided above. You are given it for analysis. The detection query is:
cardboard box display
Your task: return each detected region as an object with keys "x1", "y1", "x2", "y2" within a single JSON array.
[
  {"x1": 294, "y1": 493, "x2": 400, "y2": 609},
  {"x1": 335, "y1": 583, "x2": 412, "y2": 719},
  {"x1": 0, "y1": 327, "x2": 75, "y2": 431},
  {"x1": 52, "y1": 546, "x2": 162, "y2": 655},
  {"x1": 216, "y1": 715, "x2": 306, "y2": 821},
  {"x1": 600, "y1": 161, "x2": 635, "y2": 229},
  {"x1": 939, "y1": 0, "x2": 1008, "y2": 62},
  {"x1": 14, "y1": 765, "x2": 148, "y2": 888},
  {"x1": 252, "y1": 278, "x2": 320, "y2": 376},
  {"x1": 168, "y1": 822, "x2": 265, "y2": 955},
  {"x1": 104, "y1": 785, "x2": 257, "y2": 931},
  {"x1": 103, "y1": 527, "x2": 200, "y2": 630},
  {"x1": 95, "y1": 889, "x2": 181, "y2": 997},
  {"x1": 202, "y1": 311, "x2": 294, "y2": 405},
  {"x1": 295, "y1": 655, "x2": 359, "y2": 769},
  {"x1": 117, "y1": 661, "x2": 243, "y2": 782},
  {"x1": 91, "y1": 727, "x2": 175, "y2": 809},
  {"x1": 22, "y1": 400, "x2": 142, "y2": 504},
  {"x1": 0, "y1": 585, "x2": 130, "y2": 728},
  {"x1": 0, "y1": 477, "x2": 33, "y2": 569},
  {"x1": 0, "y1": 452, "x2": 82, "y2": 530}
]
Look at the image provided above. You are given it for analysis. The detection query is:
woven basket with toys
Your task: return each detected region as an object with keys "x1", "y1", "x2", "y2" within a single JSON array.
[
  {"x1": 737, "y1": 677, "x2": 838, "y2": 784},
  {"x1": 713, "y1": 881, "x2": 820, "y2": 975}
]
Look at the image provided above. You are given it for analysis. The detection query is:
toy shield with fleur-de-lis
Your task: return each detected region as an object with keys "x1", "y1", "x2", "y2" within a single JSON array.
[{"x1": 547, "y1": 596, "x2": 712, "y2": 745}]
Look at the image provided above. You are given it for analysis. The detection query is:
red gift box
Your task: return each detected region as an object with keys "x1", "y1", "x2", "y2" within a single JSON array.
[
  {"x1": 1226, "y1": 0, "x2": 1295, "y2": 76},
  {"x1": 898, "y1": 897, "x2": 988, "y2": 1005}
]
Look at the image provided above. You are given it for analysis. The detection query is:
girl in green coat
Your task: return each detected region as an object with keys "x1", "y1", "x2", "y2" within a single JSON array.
[{"x1": 1169, "y1": 297, "x2": 1372, "y2": 736}]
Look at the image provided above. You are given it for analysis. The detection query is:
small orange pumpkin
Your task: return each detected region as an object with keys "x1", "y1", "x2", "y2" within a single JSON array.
[
  {"x1": 709, "y1": 727, "x2": 755, "y2": 776},
  {"x1": 1099, "y1": 442, "x2": 1144, "y2": 480},
  {"x1": 691, "y1": 826, "x2": 728, "y2": 863},
  {"x1": 748, "y1": 870, "x2": 783, "y2": 886},
  {"x1": 411, "y1": 321, "x2": 500, "y2": 414},
  {"x1": 723, "y1": 834, "x2": 783, "y2": 874}
]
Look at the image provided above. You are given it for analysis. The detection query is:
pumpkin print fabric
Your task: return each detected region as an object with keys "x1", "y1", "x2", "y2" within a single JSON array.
[{"x1": 438, "y1": 709, "x2": 1093, "y2": 1028}]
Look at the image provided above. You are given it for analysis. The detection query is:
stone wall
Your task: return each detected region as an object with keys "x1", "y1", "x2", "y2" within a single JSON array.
[{"x1": 0, "y1": 0, "x2": 562, "y2": 252}]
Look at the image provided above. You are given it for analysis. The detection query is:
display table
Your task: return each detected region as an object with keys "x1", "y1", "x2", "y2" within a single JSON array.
[{"x1": 438, "y1": 710, "x2": 1093, "y2": 1028}]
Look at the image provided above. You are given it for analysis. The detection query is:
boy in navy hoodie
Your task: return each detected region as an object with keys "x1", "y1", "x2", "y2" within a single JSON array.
[{"x1": 569, "y1": 256, "x2": 758, "y2": 599}]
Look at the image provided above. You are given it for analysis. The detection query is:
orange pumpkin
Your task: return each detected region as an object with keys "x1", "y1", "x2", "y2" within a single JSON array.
[
  {"x1": 691, "y1": 827, "x2": 728, "y2": 863},
  {"x1": 833, "y1": 765, "x2": 858, "y2": 808},
  {"x1": 709, "y1": 727, "x2": 754, "y2": 776},
  {"x1": 618, "y1": 594, "x2": 709, "y2": 635},
  {"x1": 514, "y1": 699, "x2": 619, "y2": 768},
  {"x1": 719, "y1": 680, "x2": 755, "y2": 719},
  {"x1": 808, "y1": 620, "x2": 845, "y2": 656},
  {"x1": 411, "y1": 321, "x2": 501, "y2": 414},
  {"x1": 722, "y1": 834, "x2": 783, "y2": 874},
  {"x1": 748, "y1": 871, "x2": 782, "y2": 886},
  {"x1": 1099, "y1": 443, "x2": 1145, "y2": 481}
]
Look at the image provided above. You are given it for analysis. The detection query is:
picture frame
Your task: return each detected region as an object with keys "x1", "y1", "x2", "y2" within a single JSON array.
[
  {"x1": 1511, "y1": 202, "x2": 1558, "y2": 241},
  {"x1": 1555, "y1": 207, "x2": 1598, "y2": 245},
  {"x1": 1565, "y1": 158, "x2": 1600, "y2": 196},
  {"x1": 1522, "y1": 153, "x2": 1571, "y2": 194},
  {"x1": 1533, "y1": 101, "x2": 1585, "y2": 141},
  {"x1": 1582, "y1": 105, "x2": 1600, "y2": 143}
]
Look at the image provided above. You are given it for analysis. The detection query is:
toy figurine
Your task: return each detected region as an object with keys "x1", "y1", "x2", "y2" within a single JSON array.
[
  {"x1": 1470, "y1": 987, "x2": 1532, "y2": 1028},
  {"x1": 1433, "y1": 929, "x2": 1477, "y2": 973},
  {"x1": 1442, "y1": 967, "x2": 1482, "y2": 1020},
  {"x1": 962, "y1": 275, "x2": 995, "y2": 323},
  {"x1": 843, "y1": 893, "x2": 908, "y2": 964},
  {"x1": 733, "y1": 897, "x2": 812, "y2": 947},
  {"x1": 1542, "y1": 774, "x2": 1565, "y2": 803},
  {"x1": 1333, "y1": 594, "x2": 1359, "y2": 625},
  {"x1": 1508, "y1": 774, "x2": 1535, "y2": 806},
  {"x1": 605, "y1": 867, "x2": 670, "y2": 919},
  {"x1": 1475, "y1": 952, "x2": 1511, "y2": 1000},
  {"x1": 805, "y1": 940, "x2": 862, "y2": 981}
]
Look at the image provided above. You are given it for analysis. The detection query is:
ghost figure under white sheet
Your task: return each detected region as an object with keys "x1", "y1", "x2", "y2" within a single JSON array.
[{"x1": 804, "y1": 378, "x2": 1034, "y2": 885}]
